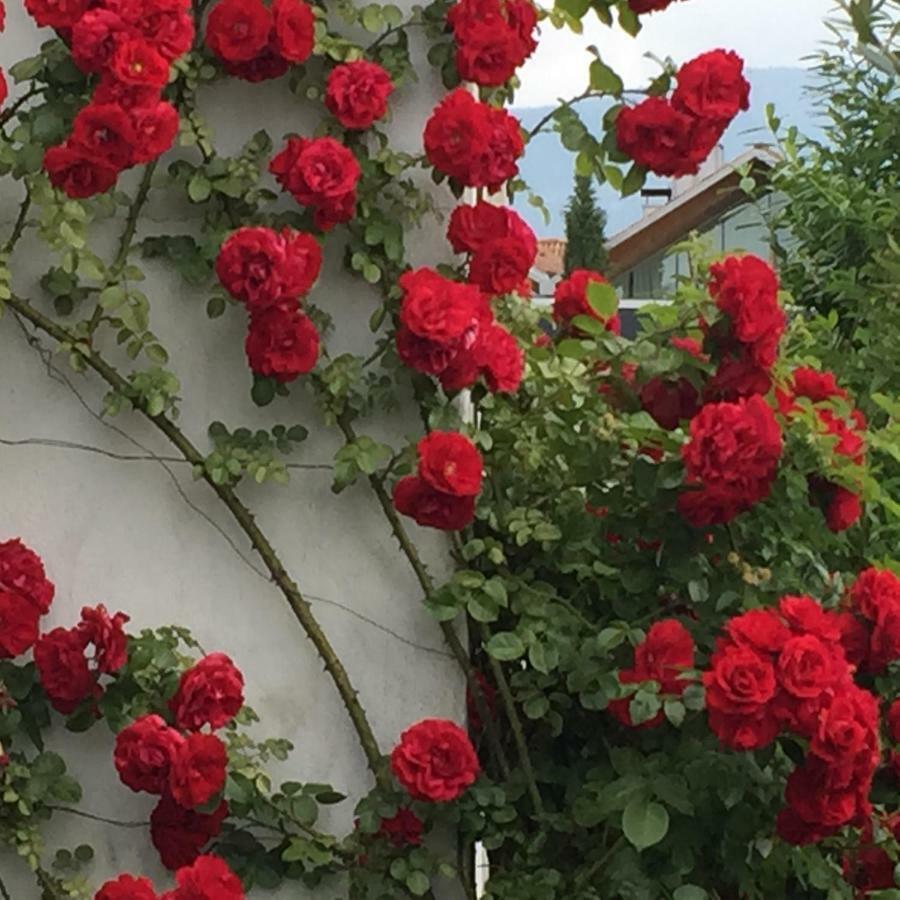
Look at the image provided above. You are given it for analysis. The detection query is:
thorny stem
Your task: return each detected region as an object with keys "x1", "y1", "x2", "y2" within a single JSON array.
[
  {"x1": 0, "y1": 86, "x2": 45, "y2": 128},
  {"x1": 2, "y1": 292, "x2": 386, "y2": 785},
  {"x1": 0, "y1": 873, "x2": 11, "y2": 900},
  {"x1": 4, "y1": 190, "x2": 32, "y2": 254},
  {"x1": 336, "y1": 417, "x2": 514, "y2": 782},
  {"x1": 526, "y1": 87, "x2": 649, "y2": 140}
]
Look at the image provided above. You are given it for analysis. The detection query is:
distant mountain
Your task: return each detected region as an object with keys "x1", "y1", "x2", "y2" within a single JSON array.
[{"x1": 512, "y1": 67, "x2": 824, "y2": 238}]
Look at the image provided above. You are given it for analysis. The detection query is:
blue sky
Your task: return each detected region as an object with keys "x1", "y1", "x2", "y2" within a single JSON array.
[{"x1": 517, "y1": 0, "x2": 834, "y2": 106}]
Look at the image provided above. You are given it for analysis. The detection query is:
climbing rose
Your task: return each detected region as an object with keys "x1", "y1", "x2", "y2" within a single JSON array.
[
  {"x1": 111, "y1": 38, "x2": 171, "y2": 87},
  {"x1": 130, "y1": 101, "x2": 180, "y2": 164},
  {"x1": 70, "y1": 102, "x2": 136, "y2": 169},
  {"x1": 553, "y1": 269, "x2": 619, "y2": 332},
  {"x1": 24, "y1": 0, "x2": 89, "y2": 28},
  {"x1": 0, "y1": 593, "x2": 40, "y2": 659},
  {"x1": 115, "y1": 715, "x2": 185, "y2": 794},
  {"x1": 423, "y1": 88, "x2": 523, "y2": 190},
  {"x1": 71, "y1": 9, "x2": 134, "y2": 74},
  {"x1": 475, "y1": 324, "x2": 523, "y2": 393},
  {"x1": 77, "y1": 604, "x2": 129, "y2": 673},
  {"x1": 379, "y1": 808, "x2": 424, "y2": 847},
  {"x1": 616, "y1": 97, "x2": 724, "y2": 178},
  {"x1": 849, "y1": 568, "x2": 900, "y2": 625},
  {"x1": 166, "y1": 855, "x2": 244, "y2": 900},
  {"x1": 205, "y1": 0, "x2": 271, "y2": 63},
  {"x1": 448, "y1": 201, "x2": 517, "y2": 255},
  {"x1": 93, "y1": 74, "x2": 161, "y2": 111},
  {"x1": 392, "y1": 477, "x2": 476, "y2": 531},
  {"x1": 95, "y1": 874, "x2": 158, "y2": 900},
  {"x1": 640, "y1": 375, "x2": 700, "y2": 430},
  {"x1": 245, "y1": 305, "x2": 320, "y2": 382},
  {"x1": 398, "y1": 268, "x2": 485, "y2": 345},
  {"x1": 169, "y1": 733, "x2": 228, "y2": 809},
  {"x1": 672, "y1": 49, "x2": 751, "y2": 123},
  {"x1": 469, "y1": 227, "x2": 537, "y2": 296},
  {"x1": 44, "y1": 143, "x2": 119, "y2": 199},
  {"x1": 824, "y1": 485, "x2": 862, "y2": 533},
  {"x1": 170, "y1": 653, "x2": 245, "y2": 732},
  {"x1": 391, "y1": 719, "x2": 479, "y2": 802},
  {"x1": 216, "y1": 227, "x2": 321, "y2": 308},
  {"x1": 150, "y1": 795, "x2": 227, "y2": 871},
  {"x1": 140, "y1": 0, "x2": 195, "y2": 62},
  {"x1": 34, "y1": 627, "x2": 96, "y2": 714},
  {"x1": 269, "y1": 136, "x2": 360, "y2": 230},
  {"x1": 887, "y1": 700, "x2": 900, "y2": 744},
  {"x1": 417, "y1": 431, "x2": 483, "y2": 498},
  {"x1": 0, "y1": 538, "x2": 55, "y2": 614},
  {"x1": 0, "y1": 70, "x2": 6, "y2": 109},
  {"x1": 271, "y1": 0, "x2": 315, "y2": 63},
  {"x1": 629, "y1": 0, "x2": 677, "y2": 10},
  {"x1": 325, "y1": 60, "x2": 394, "y2": 130}
]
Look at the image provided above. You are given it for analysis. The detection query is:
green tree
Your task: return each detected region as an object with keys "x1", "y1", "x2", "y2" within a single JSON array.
[{"x1": 563, "y1": 174, "x2": 609, "y2": 274}]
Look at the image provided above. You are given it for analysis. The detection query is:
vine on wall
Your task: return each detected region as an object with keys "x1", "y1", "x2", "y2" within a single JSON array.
[{"x1": 1, "y1": 0, "x2": 899, "y2": 897}]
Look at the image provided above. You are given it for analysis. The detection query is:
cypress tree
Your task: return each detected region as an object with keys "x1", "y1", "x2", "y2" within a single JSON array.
[{"x1": 563, "y1": 174, "x2": 609, "y2": 275}]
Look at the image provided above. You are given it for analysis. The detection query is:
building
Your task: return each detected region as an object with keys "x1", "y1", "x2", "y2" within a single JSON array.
[{"x1": 530, "y1": 146, "x2": 780, "y2": 336}]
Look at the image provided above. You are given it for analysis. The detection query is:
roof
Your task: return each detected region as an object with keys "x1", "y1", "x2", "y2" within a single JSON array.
[{"x1": 605, "y1": 146, "x2": 780, "y2": 279}]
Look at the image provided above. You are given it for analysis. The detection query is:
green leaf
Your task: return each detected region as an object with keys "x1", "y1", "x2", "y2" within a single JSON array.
[
  {"x1": 622, "y1": 798, "x2": 669, "y2": 850},
  {"x1": 673, "y1": 888, "x2": 708, "y2": 900},
  {"x1": 406, "y1": 872, "x2": 430, "y2": 896},
  {"x1": 485, "y1": 632, "x2": 525, "y2": 661},
  {"x1": 589, "y1": 59, "x2": 624, "y2": 95},
  {"x1": 586, "y1": 281, "x2": 619, "y2": 318},
  {"x1": 188, "y1": 173, "x2": 212, "y2": 203}
]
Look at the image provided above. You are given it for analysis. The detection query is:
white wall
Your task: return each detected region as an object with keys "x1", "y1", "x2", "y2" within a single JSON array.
[{"x1": 0, "y1": 3, "x2": 464, "y2": 895}]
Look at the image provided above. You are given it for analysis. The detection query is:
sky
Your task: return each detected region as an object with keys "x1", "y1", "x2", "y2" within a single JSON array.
[{"x1": 516, "y1": 0, "x2": 834, "y2": 107}]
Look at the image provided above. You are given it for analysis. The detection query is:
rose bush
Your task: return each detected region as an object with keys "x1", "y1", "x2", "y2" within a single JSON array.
[{"x1": 0, "y1": 0, "x2": 896, "y2": 897}]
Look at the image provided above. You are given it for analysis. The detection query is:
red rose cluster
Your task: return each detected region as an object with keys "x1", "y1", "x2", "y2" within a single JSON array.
[
  {"x1": 777, "y1": 366, "x2": 867, "y2": 532},
  {"x1": 705, "y1": 254, "x2": 786, "y2": 401},
  {"x1": 639, "y1": 336, "x2": 706, "y2": 430},
  {"x1": 841, "y1": 567, "x2": 900, "y2": 674},
  {"x1": 703, "y1": 596, "x2": 880, "y2": 846},
  {"x1": 270, "y1": 136, "x2": 361, "y2": 230},
  {"x1": 616, "y1": 49, "x2": 750, "y2": 178},
  {"x1": 0, "y1": 538, "x2": 55, "y2": 660},
  {"x1": 215, "y1": 226, "x2": 322, "y2": 382},
  {"x1": 843, "y1": 813, "x2": 900, "y2": 896},
  {"x1": 678, "y1": 395, "x2": 783, "y2": 527},
  {"x1": 394, "y1": 266, "x2": 523, "y2": 395},
  {"x1": 114, "y1": 653, "x2": 244, "y2": 869},
  {"x1": 446, "y1": 0, "x2": 537, "y2": 87},
  {"x1": 325, "y1": 60, "x2": 394, "y2": 130},
  {"x1": 424, "y1": 88, "x2": 523, "y2": 191},
  {"x1": 394, "y1": 431, "x2": 482, "y2": 531},
  {"x1": 29, "y1": 0, "x2": 191, "y2": 198},
  {"x1": 628, "y1": 0, "x2": 686, "y2": 11},
  {"x1": 608, "y1": 619, "x2": 695, "y2": 728},
  {"x1": 205, "y1": 0, "x2": 313, "y2": 82},
  {"x1": 552, "y1": 269, "x2": 621, "y2": 335},
  {"x1": 96, "y1": 854, "x2": 244, "y2": 900},
  {"x1": 390, "y1": 718, "x2": 479, "y2": 802},
  {"x1": 35, "y1": 604, "x2": 129, "y2": 714}
]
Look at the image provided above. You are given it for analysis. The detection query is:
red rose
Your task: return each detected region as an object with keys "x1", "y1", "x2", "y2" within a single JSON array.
[
  {"x1": 553, "y1": 269, "x2": 619, "y2": 332},
  {"x1": 169, "y1": 733, "x2": 228, "y2": 809},
  {"x1": 166, "y1": 855, "x2": 244, "y2": 900},
  {"x1": 269, "y1": 136, "x2": 360, "y2": 229},
  {"x1": 629, "y1": 0, "x2": 676, "y2": 11},
  {"x1": 78, "y1": 604, "x2": 129, "y2": 673},
  {"x1": 44, "y1": 143, "x2": 120, "y2": 199},
  {"x1": 0, "y1": 592, "x2": 41, "y2": 659},
  {"x1": 271, "y1": 0, "x2": 314, "y2": 63},
  {"x1": 417, "y1": 431, "x2": 483, "y2": 498},
  {"x1": 708, "y1": 255, "x2": 785, "y2": 364},
  {"x1": 245, "y1": 305, "x2": 320, "y2": 382},
  {"x1": 115, "y1": 714, "x2": 185, "y2": 794},
  {"x1": 325, "y1": 60, "x2": 394, "y2": 130},
  {"x1": 704, "y1": 352, "x2": 773, "y2": 401},
  {"x1": 34, "y1": 627, "x2": 96, "y2": 714},
  {"x1": 447, "y1": 201, "x2": 512, "y2": 255},
  {"x1": 396, "y1": 327, "x2": 466, "y2": 377},
  {"x1": 704, "y1": 644, "x2": 776, "y2": 717},
  {"x1": 423, "y1": 89, "x2": 523, "y2": 190},
  {"x1": 391, "y1": 719, "x2": 479, "y2": 802},
  {"x1": 0, "y1": 70, "x2": 6, "y2": 109},
  {"x1": 784, "y1": 756, "x2": 860, "y2": 829},
  {"x1": 672, "y1": 49, "x2": 751, "y2": 123},
  {"x1": 378, "y1": 808, "x2": 424, "y2": 847},
  {"x1": 139, "y1": 1, "x2": 195, "y2": 61},
  {"x1": 775, "y1": 806, "x2": 835, "y2": 847},
  {"x1": 835, "y1": 611, "x2": 869, "y2": 670},
  {"x1": 679, "y1": 395, "x2": 782, "y2": 524},
  {"x1": 869, "y1": 608, "x2": 900, "y2": 674},
  {"x1": 130, "y1": 101, "x2": 180, "y2": 164},
  {"x1": 71, "y1": 9, "x2": 135, "y2": 73},
  {"x1": 205, "y1": 0, "x2": 271, "y2": 63},
  {"x1": 849, "y1": 568, "x2": 900, "y2": 624},
  {"x1": 725, "y1": 608, "x2": 790, "y2": 654},
  {"x1": 469, "y1": 235, "x2": 536, "y2": 296},
  {"x1": 0, "y1": 538, "x2": 54, "y2": 614},
  {"x1": 778, "y1": 595, "x2": 842, "y2": 643},
  {"x1": 447, "y1": 0, "x2": 537, "y2": 87},
  {"x1": 94, "y1": 74, "x2": 161, "y2": 110},
  {"x1": 811, "y1": 688, "x2": 878, "y2": 765},
  {"x1": 169, "y1": 653, "x2": 245, "y2": 732},
  {"x1": 24, "y1": 0, "x2": 89, "y2": 28},
  {"x1": 475, "y1": 324, "x2": 523, "y2": 393},
  {"x1": 676, "y1": 484, "x2": 744, "y2": 528},
  {"x1": 111, "y1": 38, "x2": 171, "y2": 86},
  {"x1": 640, "y1": 376, "x2": 700, "y2": 430},
  {"x1": 392, "y1": 476, "x2": 476, "y2": 531},
  {"x1": 96, "y1": 875, "x2": 158, "y2": 900},
  {"x1": 223, "y1": 47, "x2": 290, "y2": 83},
  {"x1": 150, "y1": 795, "x2": 227, "y2": 871},
  {"x1": 817, "y1": 408, "x2": 866, "y2": 463},
  {"x1": 399, "y1": 267, "x2": 485, "y2": 344},
  {"x1": 887, "y1": 700, "x2": 900, "y2": 744},
  {"x1": 780, "y1": 367, "x2": 848, "y2": 411},
  {"x1": 216, "y1": 227, "x2": 321, "y2": 308},
  {"x1": 776, "y1": 634, "x2": 844, "y2": 700},
  {"x1": 616, "y1": 97, "x2": 725, "y2": 178}
]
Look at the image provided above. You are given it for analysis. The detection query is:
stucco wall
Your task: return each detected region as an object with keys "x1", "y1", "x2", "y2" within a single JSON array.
[{"x1": 0, "y1": 3, "x2": 464, "y2": 895}]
